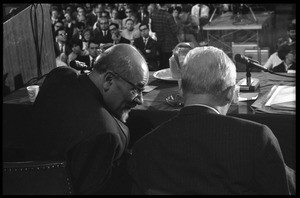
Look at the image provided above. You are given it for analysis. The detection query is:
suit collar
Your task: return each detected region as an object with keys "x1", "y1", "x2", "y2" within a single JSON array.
[{"x1": 180, "y1": 105, "x2": 220, "y2": 116}]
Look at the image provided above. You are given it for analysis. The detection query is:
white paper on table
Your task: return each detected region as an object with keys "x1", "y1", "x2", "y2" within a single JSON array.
[
  {"x1": 143, "y1": 85, "x2": 157, "y2": 93},
  {"x1": 239, "y1": 92, "x2": 259, "y2": 101},
  {"x1": 265, "y1": 86, "x2": 295, "y2": 110}
]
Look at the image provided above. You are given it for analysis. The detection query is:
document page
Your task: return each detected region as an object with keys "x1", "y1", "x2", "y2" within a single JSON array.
[{"x1": 265, "y1": 86, "x2": 295, "y2": 111}]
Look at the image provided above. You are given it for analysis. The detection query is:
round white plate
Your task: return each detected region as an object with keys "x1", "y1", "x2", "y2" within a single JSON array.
[{"x1": 153, "y1": 68, "x2": 179, "y2": 81}]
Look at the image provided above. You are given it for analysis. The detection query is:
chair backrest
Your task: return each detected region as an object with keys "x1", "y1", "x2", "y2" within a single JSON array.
[{"x1": 3, "y1": 161, "x2": 74, "y2": 195}]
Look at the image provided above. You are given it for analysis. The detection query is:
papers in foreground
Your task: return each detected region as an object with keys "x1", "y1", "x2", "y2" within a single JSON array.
[{"x1": 251, "y1": 85, "x2": 295, "y2": 115}]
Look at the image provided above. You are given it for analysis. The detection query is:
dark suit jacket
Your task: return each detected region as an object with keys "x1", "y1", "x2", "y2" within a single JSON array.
[
  {"x1": 93, "y1": 28, "x2": 113, "y2": 44},
  {"x1": 26, "y1": 67, "x2": 130, "y2": 194},
  {"x1": 272, "y1": 62, "x2": 296, "y2": 72},
  {"x1": 54, "y1": 42, "x2": 72, "y2": 57},
  {"x1": 115, "y1": 36, "x2": 131, "y2": 44},
  {"x1": 128, "y1": 105, "x2": 295, "y2": 195},
  {"x1": 133, "y1": 37, "x2": 158, "y2": 70}
]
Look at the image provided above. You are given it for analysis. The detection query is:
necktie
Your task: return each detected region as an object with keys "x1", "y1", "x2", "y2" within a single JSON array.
[
  {"x1": 103, "y1": 31, "x2": 106, "y2": 36},
  {"x1": 199, "y1": 5, "x2": 202, "y2": 19},
  {"x1": 60, "y1": 44, "x2": 64, "y2": 53},
  {"x1": 91, "y1": 58, "x2": 95, "y2": 68},
  {"x1": 144, "y1": 38, "x2": 147, "y2": 46}
]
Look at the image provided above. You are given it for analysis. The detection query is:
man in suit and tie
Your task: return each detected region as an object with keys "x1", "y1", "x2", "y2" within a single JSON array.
[
  {"x1": 128, "y1": 46, "x2": 295, "y2": 195},
  {"x1": 54, "y1": 27, "x2": 72, "y2": 59},
  {"x1": 93, "y1": 17, "x2": 113, "y2": 49},
  {"x1": 133, "y1": 23, "x2": 158, "y2": 71},
  {"x1": 27, "y1": 44, "x2": 150, "y2": 194},
  {"x1": 69, "y1": 39, "x2": 99, "y2": 73}
]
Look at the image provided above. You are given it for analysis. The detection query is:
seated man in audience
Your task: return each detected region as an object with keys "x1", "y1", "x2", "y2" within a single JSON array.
[
  {"x1": 265, "y1": 22, "x2": 296, "y2": 70},
  {"x1": 276, "y1": 23, "x2": 296, "y2": 50},
  {"x1": 109, "y1": 23, "x2": 131, "y2": 45},
  {"x1": 93, "y1": 16, "x2": 114, "y2": 50},
  {"x1": 133, "y1": 23, "x2": 159, "y2": 71},
  {"x1": 54, "y1": 27, "x2": 72, "y2": 59},
  {"x1": 128, "y1": 46, "x2": 295, "y2": 195},
  {"x1": 26, "y1": 44, "x2": 149, "y2": 194},
  {"x1": 271, "y1": 43, "x2": 295, "y2": 72},
  {"x1": 69, "y1": 39, "x2": 100, "y2": 73}
]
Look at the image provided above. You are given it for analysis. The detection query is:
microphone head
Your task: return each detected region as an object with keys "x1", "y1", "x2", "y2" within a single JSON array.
[{"x1": 234, "y1": 54, "x2": 245, "y2": 64}]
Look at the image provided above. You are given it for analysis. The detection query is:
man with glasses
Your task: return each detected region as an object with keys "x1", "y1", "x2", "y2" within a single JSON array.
[
  {"x1": 109, "y1": 23, "x2": 130, "y2": 45},
  {"x1": 27, "y1": 44, "x2": 149, "y2": 194},
  {"x1": 54, "y1": 27, "x2": 71, "y2": 59},
  {"x1": 133, "y1": 23, "x2": 158, "y2": 71}
]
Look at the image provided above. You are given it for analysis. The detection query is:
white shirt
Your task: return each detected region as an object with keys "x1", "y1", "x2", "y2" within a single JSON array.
[
  {"x1": 184, "y1": 104, "x2": 220, "y2": 114},
  {"x1": 263, "y1": 52, "x2": 283, "y2": 70},
  {"x1": 191, "y1": 4, "x2": 210, "y2": 19}
]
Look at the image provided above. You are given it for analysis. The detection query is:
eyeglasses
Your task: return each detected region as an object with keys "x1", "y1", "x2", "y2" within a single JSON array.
[
  {"x1": 59, "y1": 33, "x2": 67, "y2": 36},
  {"x1": 100, "y1": 22, "x2": 108, "y2": 25},
  {"x1": 110, "y1": 71, "x2": 144, "y2": 98}
]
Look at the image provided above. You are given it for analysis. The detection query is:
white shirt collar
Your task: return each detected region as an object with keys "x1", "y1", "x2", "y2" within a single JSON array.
[{"x1": 184, "y1": 103, "x2": 220, "y2": 114}]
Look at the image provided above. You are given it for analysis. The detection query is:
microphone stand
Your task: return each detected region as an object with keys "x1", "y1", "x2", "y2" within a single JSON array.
[{"x1": 237, "y1": 64, "x2": 260, "y2": 92}]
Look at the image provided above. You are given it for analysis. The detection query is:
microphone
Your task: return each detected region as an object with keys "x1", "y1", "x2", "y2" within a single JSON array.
[{"x1": 234, "y1": 54, "x2": 270, "y2": 72}]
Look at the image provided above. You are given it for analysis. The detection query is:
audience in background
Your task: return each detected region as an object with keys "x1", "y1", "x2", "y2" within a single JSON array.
[
  {"x1": 128, "y1": 46, "x2": 295, "y2": 195},
  {"x1": 67, "y1": 38, "x2": 84, "y2": 65},
  {"x1": 109, "y1": 23, "x2": 131, "y2": 45},
  {"x1": 276, "y1": 23, "x2": 296, "y2": 50},
  {"x1": 110, "y1": 8, "x2": 123, "y2": 29},
  {"x1": 93, "y1": 16, "x2": 113, "y2": 48},
  {"x1": 191, "y1": 4, "x2": 210, "y2": 43},
  {"x1": 117, "y1": 3, "x2": 127, "y2": 20},
  {"x1": 271, "y1": 43, "x2": 295, "y2": 72},
  {"x1": 121, "y1": 18, "x2": 141, "y2": 45},
  {"x1": 86, "y1": 5, "x2": 100, "y2": 29},
  {"x1": 69, "y1": 39, "x2": 100, "y2": 73},
  {"x1": 54, "y1": 27, "x2": 72, "y2": 58},
  {"x1": 137, "y1": 4, "x2": 150, "y2": 25},
  {"x1": 81, "y1": 28, "x2": 93, "y2": 55},
  {"x1": 150, "y1": 3, "x2": 179, "y2": 69},
  {"x1": 122, "y1": 6, "x2": 134, "y2": 29},
  {"x1": 264, "y1": 22, "x2": 296, "y2": 70},
  {"x1": 71, "y1": 21, "x2": 85, "y2": 41},
  {"x1": 133, "y1": 23, "x2": 159, "y2": 71},
  {"x1": 63, "y1": 11, "x2": 77, "y2": 42}
]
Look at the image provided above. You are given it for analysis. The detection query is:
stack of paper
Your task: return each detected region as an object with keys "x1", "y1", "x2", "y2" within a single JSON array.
[
  {"x1": 251, "y1": 85, "x2": 295, "y2": 115},
  {"x1": 265, "y1": 86, "x2": 295, "y2": 111}
]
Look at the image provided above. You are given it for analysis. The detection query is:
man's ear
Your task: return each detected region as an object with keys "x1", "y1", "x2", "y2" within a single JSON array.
[
  {"x1": 219, "y1": 85, "x2": 235, "y2": 106},
  {"x1": 103, "y1": 72, "x2": 114, "y2": 92}
]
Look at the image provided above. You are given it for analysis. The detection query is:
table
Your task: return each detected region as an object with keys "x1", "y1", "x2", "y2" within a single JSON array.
[
  {"x1": 3, "y1": 71, "x2": 296, "y2": 169},
  {"x1": 203, "y1": 12, "x2": 274, "y2": 57}
]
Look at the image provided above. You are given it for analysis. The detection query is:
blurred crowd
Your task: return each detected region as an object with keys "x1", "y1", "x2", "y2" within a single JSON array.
[
  {"x1": 51, "y1": 3, "x2": 221, "y2": 71},
  {"x1": 50, "y1": 3, "x2": 295, "y2": 72}
]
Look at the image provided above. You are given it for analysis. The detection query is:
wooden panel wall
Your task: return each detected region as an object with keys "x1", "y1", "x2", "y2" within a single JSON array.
[{"x1": 3, "y1": 4, "x2": 56, "y2": 91}]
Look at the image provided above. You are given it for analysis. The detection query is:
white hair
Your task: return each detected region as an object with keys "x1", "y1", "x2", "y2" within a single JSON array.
[{"x1": 181, "y1": 46, "x2": 236, "y2": 98}]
